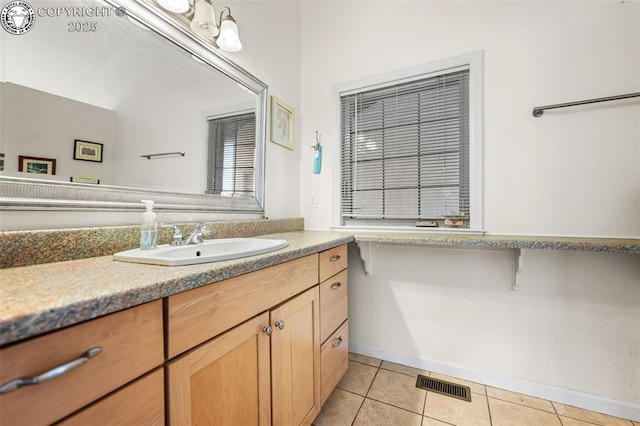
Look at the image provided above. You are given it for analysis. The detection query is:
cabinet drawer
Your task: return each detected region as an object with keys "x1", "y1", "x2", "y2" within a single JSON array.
[
  {"x1": 320, "y1": 320, "x2": 349, "y2": 406},
  {"x1": 59, "y1": 369, "x2": 164, "y2": 426},
  {"x1": 167, "y1": 254, "x2": 319, "y2": 358},
  {"x1": 319, "y1": 269, "x2": 348, "y2": 344},
  {"x1": 319, "y1": 245, "x2": 348, "y2": 283},
  {"x1": 0, "y1": 300, "x2": 163, "y2": 426}
]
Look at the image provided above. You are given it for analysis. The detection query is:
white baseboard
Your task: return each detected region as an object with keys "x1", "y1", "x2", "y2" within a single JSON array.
[{"x1": 349, "y1": 341, "x2": 640, "y2": 422}]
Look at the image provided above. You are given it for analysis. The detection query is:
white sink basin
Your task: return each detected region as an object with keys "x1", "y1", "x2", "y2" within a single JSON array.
[{"x1": 113, "y1": 238, "x2": 288, "y2": 266}]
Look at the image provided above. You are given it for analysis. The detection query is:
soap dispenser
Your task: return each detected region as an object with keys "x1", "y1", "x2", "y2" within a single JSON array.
[{"x1": 140, "y1": 200, "x2": 158, "y2": 250}]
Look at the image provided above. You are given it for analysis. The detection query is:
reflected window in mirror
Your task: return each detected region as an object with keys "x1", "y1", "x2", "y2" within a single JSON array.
[{"x1": 206, "y1": 111, "x2": 256, "y2": 197}]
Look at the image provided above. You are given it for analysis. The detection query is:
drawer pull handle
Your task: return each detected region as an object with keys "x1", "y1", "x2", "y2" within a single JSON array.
[
  {"x1": 0, "y1": 347, "x2": 102, "y2": 395},
  {"x1": 330, "y1": 282, "x2": 342, "y2": 290},
  {"x1": 329, "y1": 255, "x2": 341, "y2": 262},
  {"x1": 331, "y1": 337, "x2": 343, "y2": 348},
  {"x1": 275, "y1": 320, "x2": 286, "y2": 330},
  {"x1": 262, "y1": 326, "x2": 273, "y2": 336}
]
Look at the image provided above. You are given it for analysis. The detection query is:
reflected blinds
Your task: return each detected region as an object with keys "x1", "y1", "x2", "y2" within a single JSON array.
[
  {"x1": 206, "y1": 112, "x2": 256, "y2": 196},
  {"x1": 340, "y1": 68, "x2": 470, "y2": 221}
]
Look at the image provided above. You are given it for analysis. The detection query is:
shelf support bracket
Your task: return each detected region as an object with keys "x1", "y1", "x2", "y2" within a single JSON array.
[
  {"x1": 512, "y1": 248, "x2": 524, "y2": 290},
  {"x1": 357, "y1": 241, "x2": 374, "y2": 276}
]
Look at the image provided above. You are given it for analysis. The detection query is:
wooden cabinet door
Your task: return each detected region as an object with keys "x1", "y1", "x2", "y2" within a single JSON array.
[
  {"x1": 167, "y1": 313, "x2": 271, "y2": 426},
  {"x1": 271, "y1": 287, "x2": 321, "y2": 426}
]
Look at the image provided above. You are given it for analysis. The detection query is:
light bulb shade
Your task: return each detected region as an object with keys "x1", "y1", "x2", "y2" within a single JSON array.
[
  {"x1": 190, "y1": 0, "x2": 219, "y2": 38},
  {"x1": 157, "y1": 0, "x2": 189, "y2": 13},
  {"x1": 216, "y1": 16, "x2": 242, "y2": 52}
]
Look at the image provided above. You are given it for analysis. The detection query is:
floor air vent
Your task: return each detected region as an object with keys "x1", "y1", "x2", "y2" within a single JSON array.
[{"x1": 415, "y1": 375, "x2": 472, "y2": 402}]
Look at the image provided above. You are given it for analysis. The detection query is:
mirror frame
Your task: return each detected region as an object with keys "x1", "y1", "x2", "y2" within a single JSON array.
[{"x1": 0, "y1": 0, "x2": 267, "y2": 215}]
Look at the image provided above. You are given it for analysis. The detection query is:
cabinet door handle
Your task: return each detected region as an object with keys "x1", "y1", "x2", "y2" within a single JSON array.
[
  {"x1": 0, "y1": 347, "x2": 102, "y2": 395},
  {"x1": 329, "y1": 255, "x2": 341, "y2": 262},
  {"x1": 331, "y1": 337, "x2": 343, "y2": 348},
  {"x1": 275, "y1": 320, "x2": 285, "y2": 330},
  {"x1": 262, "y1": 326, "x2": 273, "y2": 336},
  {"x1": 330, "y1": 282, "x2": 342, "y2": 290}
]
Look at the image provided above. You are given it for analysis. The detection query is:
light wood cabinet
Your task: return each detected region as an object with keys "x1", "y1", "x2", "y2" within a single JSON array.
[
  {"x1": 58, "y1": 369, "x2": 164, "y2": 426},
  {"x1": 166, "y1": 255, "x2": 322, "y2": 426},
  {"x1": 167, "y1": 254, "x2": 318, "y2": 358},
  {"x1": 271, "y1": 287, "x2": 321, "y2": 426},
  {"x1": 318, "y1": 244, "x2": 349, "y2": 407},
  {"x1": 167, "y1": 313, "x2": 272, "y2": 425},
  {"x1": 0, "y1": 300, "x2": 163, "y2": 426},
  {"x1": 0, "y1": 244, "x2": 347, "y2": 426}
]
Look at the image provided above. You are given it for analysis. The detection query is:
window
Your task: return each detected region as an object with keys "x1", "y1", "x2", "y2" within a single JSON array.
[
  {"x1": 206, "y1": 112, "x2": 256, "y2": 197},
  {"x1": 338, "y1": 53, "x2": 483, "y2": 230}
]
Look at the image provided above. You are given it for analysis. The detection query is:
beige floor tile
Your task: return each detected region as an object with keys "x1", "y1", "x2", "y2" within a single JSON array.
[
  {"x1": 560, "y1": 416, "x2": 601, "y2": 426},
  {"x1": 336, "y1": 360, "x2": 378, "y2": 396},
  {"x1": 349, "y1": 352, "x2": 383, "y2": 367},
  {"x1": 553, "y1": 402, "x2": 634, "y2": 426},
  {"x1": 380, "y1": 360, "x2": 430, "y2": 377},
  {"x1": 312, "y1": 388, "x2": 364, "y2": 426},
  {"x1": 353, "y1": 398, "x2": 422, "y2": 426},
  {"x1": 486, "y1": 386, "x2": 555, "y2": 413},
  {"x1": 423, "y1": 416, "x2": 455, "y2": 425},
  {"x1": 424, "y1": 391, "x2": 491, "y2": 426},
  {"x1": 367, "y1": 368, "x2": 426, "y2": 414},
  {"x1": 489, "y1": 397, "x2": 562, "y2": 426},
  {"x1": 430, "y1": 372, "x2": 487, "y2": 396}
]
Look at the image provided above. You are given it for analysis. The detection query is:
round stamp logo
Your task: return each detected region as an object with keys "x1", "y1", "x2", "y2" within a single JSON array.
[{"x1": 1, "y1": 1, "x2": 35, "y2": 35}]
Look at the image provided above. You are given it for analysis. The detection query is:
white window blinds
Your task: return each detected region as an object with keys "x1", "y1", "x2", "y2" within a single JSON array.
[
  {"x1": 340, "y1": 68, "x2": 470, "y2": 222},
  {"x1": 206, "y1": 112, "x2": 256, "y2": 196}
]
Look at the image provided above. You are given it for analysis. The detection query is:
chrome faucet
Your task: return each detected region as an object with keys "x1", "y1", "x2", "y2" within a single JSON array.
[
  {"x1": 184, "y1": 223, "x2": 207, "y2": 245},
  {"x1": 161, "y1": 223, "x2": 208, "y2": 246}
]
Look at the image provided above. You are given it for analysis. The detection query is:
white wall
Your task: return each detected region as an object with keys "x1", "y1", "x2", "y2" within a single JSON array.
[
  {"x1": 299, "y1": 0, "x2": 640, "y2": 417},
  {"x1": 1, "y1": 83, "x2": 116, "y2": 183},
  {"x1": 300, "y1": 1, "x2": 639, "y2": 237},
  {"x1": 224, "y1": 0, "x2": 302, "y2": 219}
]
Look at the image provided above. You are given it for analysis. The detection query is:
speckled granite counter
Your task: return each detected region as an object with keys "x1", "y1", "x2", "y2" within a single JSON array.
[
  {"x1": 0, "y1": 218, "x2": 305, "y2": 269},
  {"x1": 0, "y1": 230, "x2": 353, "y2": 346},
  {"x1": 2, "y1": 228, "x2": 637, "y2": 347},
  {"x1": 351, "y1": 232, "x2": 640, "y2": 253}
]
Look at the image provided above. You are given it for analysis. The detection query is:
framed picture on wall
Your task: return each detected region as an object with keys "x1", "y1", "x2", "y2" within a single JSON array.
[
  {"x1": 270, "y1": 96, "x2": 294, "y2": 150},
  {"x1": 73, "y1": 140, "x2": 103, "y2": 162},
  {"x1": 18, "y1": 155, "x2": 57, "y2": 175}
]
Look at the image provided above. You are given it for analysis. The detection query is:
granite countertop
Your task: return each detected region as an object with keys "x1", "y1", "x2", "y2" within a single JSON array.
[
  {"x1": 2, "y1": 228, "x2": 638, "y2": 347},
  {"x1": 351, "y1": 232, "x2": 640, "y2": 253},
  {"x1": 0, "y1": 230, "x2": 353, "y2": 347}
]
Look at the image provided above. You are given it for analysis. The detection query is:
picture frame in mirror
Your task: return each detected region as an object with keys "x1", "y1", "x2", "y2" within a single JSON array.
[
  {"x1": 73, "y1": 140, "x2": 103, "y2": 163},
  {"x1": 18, "y1": 155, "x2": 56, "y2": 175}
]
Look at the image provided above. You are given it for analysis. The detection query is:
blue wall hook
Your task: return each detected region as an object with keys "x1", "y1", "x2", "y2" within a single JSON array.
[{"x1": 312, "y1": 131, "x2": 322, "y2": 174}]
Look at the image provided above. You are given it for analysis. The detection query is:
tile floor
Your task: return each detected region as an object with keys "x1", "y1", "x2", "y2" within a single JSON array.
[{"x1": 313, "y1": 353, "x2": 639, "y2": 426}]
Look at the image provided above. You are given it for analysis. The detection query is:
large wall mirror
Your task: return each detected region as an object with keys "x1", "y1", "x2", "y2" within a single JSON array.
[{"x1": 0, "y1": 0, "x2": 267, "y2": 216}]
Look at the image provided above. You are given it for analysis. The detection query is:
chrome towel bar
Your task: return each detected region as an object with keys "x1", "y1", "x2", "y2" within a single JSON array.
[
  {"x1": 141, "y1": 152, "x2": 186, "y2": 159},
  {"x1": 532, "y1": 92, "x2": 640, "y2": 117}
]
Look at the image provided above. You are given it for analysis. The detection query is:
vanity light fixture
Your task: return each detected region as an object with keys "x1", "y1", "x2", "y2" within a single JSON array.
[
  {"x1": 156, "y1": 0, "x2": 242, "y2": 52},
  {"x1": 157, "y1": 0, "x2": 189, "y2": 13}
]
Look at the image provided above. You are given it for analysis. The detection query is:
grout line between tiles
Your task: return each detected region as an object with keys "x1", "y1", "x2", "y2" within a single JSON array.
[
  {"x1": 349, "y1": 363, "x2": 381, "y2": 426},
  {"x1": 486, "y1": 392, "x2": 494, "y2": 426},
  {"x1": 486, "y1": 395, "x2": 557, "y2": 416}
]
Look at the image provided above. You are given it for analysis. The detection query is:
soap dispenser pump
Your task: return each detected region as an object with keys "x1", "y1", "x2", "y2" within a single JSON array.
[{"x1": 140, "y1": 200, "x2": 158, "y2": 250}]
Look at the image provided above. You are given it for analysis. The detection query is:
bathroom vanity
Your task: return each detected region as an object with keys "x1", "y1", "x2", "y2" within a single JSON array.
[{"x1": 0, "y1": 231, "x2": 352, "y2": 426}]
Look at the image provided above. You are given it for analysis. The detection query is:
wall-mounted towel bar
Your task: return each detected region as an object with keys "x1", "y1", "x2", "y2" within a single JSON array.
[
  {"x1": 532, "y1": 92, "x2": 640, "y2": 117},
  {"x1": 141, "y1": 152, "x2": 185, "y2": 159}
]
